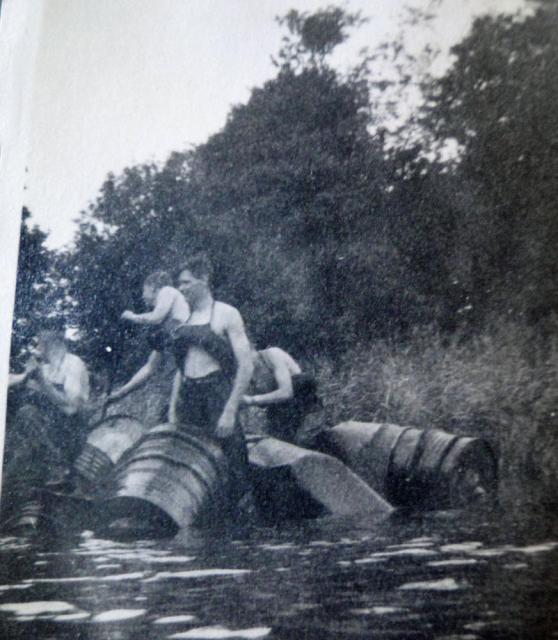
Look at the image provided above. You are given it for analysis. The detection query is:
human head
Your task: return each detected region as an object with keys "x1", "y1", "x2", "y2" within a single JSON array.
[
  {"x1": 175, "y1": 253, "x2": 213, "y2": 305},
  {"x1": 143, "y1": 270, "x2": 172, "y2": 306},
  {"x1": 36, "y1": 330, "x2": 66, "y2": 361}
]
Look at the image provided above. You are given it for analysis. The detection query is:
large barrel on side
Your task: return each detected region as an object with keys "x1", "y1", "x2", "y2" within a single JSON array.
[
  {"x1": 248, "y1": 437, "x2": 393, "y2": 523},
  {"x1": 99, "y1": 425, "x2": 230, "y2": 538},
  {"x1": 318, "y1": 421, "x2": 497, "y2": 509},
  {"x1": 72, "y1": 415, "x2": 148, "y2": 494}
]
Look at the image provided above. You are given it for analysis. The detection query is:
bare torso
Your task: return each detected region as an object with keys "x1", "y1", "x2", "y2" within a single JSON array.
[{"x1": 181, "y1": 301, "x2": 231, "y2": 379}]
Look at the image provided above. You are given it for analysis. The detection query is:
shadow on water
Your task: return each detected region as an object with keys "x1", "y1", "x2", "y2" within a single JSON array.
[{"x1": 0, "y1": 505, "x2": 557, "y2": 639}]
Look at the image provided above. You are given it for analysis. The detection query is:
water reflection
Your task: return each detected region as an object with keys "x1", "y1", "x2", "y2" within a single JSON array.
[{"x1": 0, "y1": 509, "x2": 557, "y2": 638}]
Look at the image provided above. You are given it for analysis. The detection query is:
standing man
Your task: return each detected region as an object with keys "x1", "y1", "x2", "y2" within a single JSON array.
[{"x1": 169, "y1": 253, "x2": 254, "y2": 510}]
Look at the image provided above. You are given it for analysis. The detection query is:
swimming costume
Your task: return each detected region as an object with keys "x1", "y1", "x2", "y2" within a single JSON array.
[{"x1": 170, "y1": 303, "x2": 235, "y2": 376}]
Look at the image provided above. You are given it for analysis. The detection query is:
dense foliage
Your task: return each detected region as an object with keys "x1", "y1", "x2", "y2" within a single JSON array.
[
  {"x1": 10, "y1": 208, "x2": 63, "y2": 368},
  {"x1": 423, "y1": 5, "x2": 558, "y2": 324},
  {"x1": 60, "y1": 7, "x2": 459, "y2": 371}
]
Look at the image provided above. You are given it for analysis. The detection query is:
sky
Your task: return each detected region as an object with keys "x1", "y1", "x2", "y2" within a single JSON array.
[{"x1": 24, "y1": 0, "x2": 527, "y2": 249}]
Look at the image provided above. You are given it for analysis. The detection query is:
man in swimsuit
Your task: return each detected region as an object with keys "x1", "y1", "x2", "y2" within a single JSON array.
[
  {"x1": 169, "y1": 253, "x2": 254, "y2": 511},
  {"x1": 242, "y1": 346, "x2": 321, "y2": 444},
  {"x1": 108, "y1": 270, "x2": 190, "y2": 405}
]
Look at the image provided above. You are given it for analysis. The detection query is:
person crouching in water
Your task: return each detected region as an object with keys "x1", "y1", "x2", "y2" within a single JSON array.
[
  {"x1": 242, "y1": 346, "x2": 321, "y2": 444},
  {"x1": 168, "y1": 253, "x2": 254, "y2": 515},
  {"x1": 6, "y1": 329, "x2": 90, "y2": 504}
]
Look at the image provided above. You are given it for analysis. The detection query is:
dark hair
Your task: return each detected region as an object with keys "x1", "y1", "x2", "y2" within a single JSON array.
[
  {"x1": 144, "y1": 270, "x2": 172, "y2": 290},
  {"x1": 176, "y1": 252, "x2": 213, "y2": 283}
]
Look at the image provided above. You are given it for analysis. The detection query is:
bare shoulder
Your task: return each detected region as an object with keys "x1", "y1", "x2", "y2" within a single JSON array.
[
  {"x1": 263, "y1": 347, "x2": 300, "y2": 372},
  {"x1": 158, "y1": 286, "x2": 177, "y2": 300},
  {"x1": 65, "y1": 353, "x2": 88, "y2": 373},
  {"x1": 214, "y1": 300, "x2": 244, "y2": 327}
]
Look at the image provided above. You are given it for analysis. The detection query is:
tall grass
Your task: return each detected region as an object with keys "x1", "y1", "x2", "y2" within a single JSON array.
[{"x1": 312, "y1": 318, "x2": 558, "y2": 511}]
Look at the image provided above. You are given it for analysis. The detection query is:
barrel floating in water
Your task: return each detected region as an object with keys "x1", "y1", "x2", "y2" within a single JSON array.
[
  {"x1": 73, "y1": 415, "x2": 147, "y2": 493},
  {"x1": 248, "y1": 437, "x2": 393, "y2": 523},
  {"x1": 318, "y1": 421, "x2": 497, "y2": 509},
  {"x1": 99, "y1": 424, "x2": 230, "y2": 538}
]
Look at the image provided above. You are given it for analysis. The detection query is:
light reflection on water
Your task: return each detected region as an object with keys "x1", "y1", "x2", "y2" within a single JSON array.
[{"x1": 0, "y1": 509, "x2": 557, "y2": 639}]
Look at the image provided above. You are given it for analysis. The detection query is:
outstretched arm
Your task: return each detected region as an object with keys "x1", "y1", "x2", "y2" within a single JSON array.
[
  {"x1": 121, "y1": 287, "x2": 175, "y2": 325},
  {"x1": 215, "y1": 308, "x2": 254, "y2": 438},
  {"x1": 168, "y1": 369, "x2": 182, "y2": 424},
  {"x1": 108, "y1": 350, "x2": 162, "y2": 402},
  {"x1": 8, "y1": 357, "x2": 39, "y2": 388}
]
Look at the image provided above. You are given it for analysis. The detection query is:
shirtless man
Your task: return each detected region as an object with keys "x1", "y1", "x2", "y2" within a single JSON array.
[
  {"x1": 108, "y1": 270, "x2": 190, "y2": 404},
  {"x1": 168, "y1": 253, "x2": 254, "y2": 508},
  {"x1": 242, "y1": 346, "x2": 320, "y2": 443},
  {"x1": 7, "y1": 329, "x2": 90, "y2": 480}
]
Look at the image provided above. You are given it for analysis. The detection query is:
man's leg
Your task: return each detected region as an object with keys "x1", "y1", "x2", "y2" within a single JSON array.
[
  {"x1": 205, "y1": 374, "x2": 250, "y2": 512},
  {"x1": 176, "y1": 377, "x2": 216, "y2": 435}
]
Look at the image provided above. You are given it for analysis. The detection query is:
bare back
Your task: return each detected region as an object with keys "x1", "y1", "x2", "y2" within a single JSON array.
[
  {"x1": 159, "y1": 286, "x2": 191, "y2": 333},
  {"x1": 261, "y1": 347, "x2": 302, "y2": 377}
]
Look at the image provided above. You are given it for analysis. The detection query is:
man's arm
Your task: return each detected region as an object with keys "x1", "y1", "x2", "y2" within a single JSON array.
[
  {"x1": 215, "y1": 306, "x2": 254, "y2": 438},
  {"x1": 8, "y1": 372, "x2": 28, "y2": 387},
  {"x1": 108, "y1": 350, "x2": 162, "y2": 402},
  {"x1": 243, "y1": 354, "x2": 293, "y2": 406},
  {"x1": 168, "y1": 369, "x2": 182, "y2": 424},
  {"x1": 121, "y1": 287, "x2": 175, "y2": 325},
  {"x1": 8, "y1": 357, "x2": 39, "y2": 387}
]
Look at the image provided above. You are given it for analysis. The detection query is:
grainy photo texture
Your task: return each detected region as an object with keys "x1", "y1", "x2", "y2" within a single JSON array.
[{"x1": 1, "y1": 1, "x2": 557, "y2": 638}]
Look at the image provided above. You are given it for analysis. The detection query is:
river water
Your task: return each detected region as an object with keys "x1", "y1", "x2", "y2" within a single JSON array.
[{"x1": 0, "y1": 508, "x2": 557, "y2": 639}]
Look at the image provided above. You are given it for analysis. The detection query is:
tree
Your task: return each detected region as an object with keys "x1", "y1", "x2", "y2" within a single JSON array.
[
  {"x1": 423, "y1": 3, "x2": 558, "y2": 321},
  {"x1": 274, "y1": 7, "x2": 365, "y2": 69},
  {"x1": 66, "y1": 6, "x2": 470, "y2": 364},
  {"x1": 10, "y1": 208, "x2": 62, "y2": 367},
  {"x1": 62, "y1": 161, "x2": 200, "y2": 381}
]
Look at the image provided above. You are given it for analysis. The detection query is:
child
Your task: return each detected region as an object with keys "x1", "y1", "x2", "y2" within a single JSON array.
[{"x1": 121, "y1": 270, "x2": 190, "y2": 332}]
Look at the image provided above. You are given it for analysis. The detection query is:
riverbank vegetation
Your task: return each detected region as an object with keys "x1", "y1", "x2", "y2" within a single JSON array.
[
  {"x1": 315, "y1": 317, "x2": 558, "y2": 511},
  {"x1": 10, "y1": 2, "x2": 558, "y2": 511}
]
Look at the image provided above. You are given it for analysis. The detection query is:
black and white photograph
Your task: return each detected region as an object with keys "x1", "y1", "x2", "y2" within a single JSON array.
[{"x1": 0, "y1": 0, "x2": 557, "y2": 637}]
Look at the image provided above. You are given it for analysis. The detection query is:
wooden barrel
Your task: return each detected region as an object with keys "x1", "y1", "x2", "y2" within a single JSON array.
[
  {"x1": 248, "y1": 437, "x2": 393, "y2": 523},
  {"x1": 100, "y1": 425, "x2": 230, "y2": 537},
  {"x1": 73, "y1": 415, "x2": 147, "y2": 492},
  {"x1": 320, "y1": 421, "x2": 497, "y2": 509}
]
